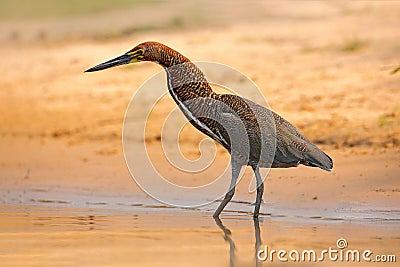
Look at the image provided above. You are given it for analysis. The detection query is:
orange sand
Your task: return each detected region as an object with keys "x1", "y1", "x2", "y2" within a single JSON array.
[{"x1": 0, "y1": 1, "x2": 399, "y2": 266}]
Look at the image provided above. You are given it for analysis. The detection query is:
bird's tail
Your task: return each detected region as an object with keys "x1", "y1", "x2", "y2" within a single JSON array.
[{"x1": 303, "y1": 147, "x2": 333, "y2": 172}]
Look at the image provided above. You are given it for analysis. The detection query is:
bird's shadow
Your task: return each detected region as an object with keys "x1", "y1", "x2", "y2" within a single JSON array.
[{"x1": 214, "y1": 217, "x2": 263, "y2": 267}]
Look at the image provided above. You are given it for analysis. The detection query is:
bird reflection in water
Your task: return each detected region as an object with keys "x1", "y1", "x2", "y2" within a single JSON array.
[{"x1": 214, "y1": 217, "x2": 262, "y2": 267}]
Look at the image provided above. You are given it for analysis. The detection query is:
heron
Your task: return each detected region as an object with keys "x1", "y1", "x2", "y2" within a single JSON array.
[{"x1": 85, "y1": 41, "x2": 333, "y2": 218}]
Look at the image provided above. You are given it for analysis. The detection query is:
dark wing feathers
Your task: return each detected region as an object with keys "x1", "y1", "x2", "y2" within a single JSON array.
[
  {"x1": 218, "y1": 95, "x2": 333, "y2": 171},
  {"x1": 271, "y1": 111, "x2": 333, "y2": 171},
  {"x1": 186, "y1": 93, "x2": 333, "y2": 172}
]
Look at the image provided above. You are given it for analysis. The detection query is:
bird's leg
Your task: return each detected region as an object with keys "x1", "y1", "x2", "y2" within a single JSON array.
[
  {"x1": 213, "y1": 159, "x2": 241, "y2": 218},
  {"x1": 251, "y1": 165, "x2": 264, "y2": 218}
]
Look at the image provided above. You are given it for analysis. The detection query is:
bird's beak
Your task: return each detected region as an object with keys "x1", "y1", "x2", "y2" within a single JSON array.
[{"x1": 85, "y1": 49, "x2": 143, "y2": 72}]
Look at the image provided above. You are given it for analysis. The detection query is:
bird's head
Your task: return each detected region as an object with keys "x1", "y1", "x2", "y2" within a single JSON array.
[
  {"x1": 84, "y1": 42, "x2": 150, "y2": 72},
  {"x1": 85, "y1": 41, "x2": 189, "y2": 72}
]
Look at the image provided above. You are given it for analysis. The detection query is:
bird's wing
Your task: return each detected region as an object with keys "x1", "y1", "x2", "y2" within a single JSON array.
[
  {"x1": 219, "y1": 111, "x2": 251, "y2": 160},
  {"x1": 228, "y1": 95, "x2": 332, "y2": 171},
  {"x1": 217, "y1": 94, "x2": 277, "y2": 164},
  {"x1": 271, "y1": 111, "x2": 333, "y2": 171},
  {"x1": 184, "y1": 93, "x2": 332, "y2": 171}
]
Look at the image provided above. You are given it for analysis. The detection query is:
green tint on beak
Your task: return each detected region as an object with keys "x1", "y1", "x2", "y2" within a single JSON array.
[{"x1": 85, "y1": 49, "x2": 144, "y2": 73}]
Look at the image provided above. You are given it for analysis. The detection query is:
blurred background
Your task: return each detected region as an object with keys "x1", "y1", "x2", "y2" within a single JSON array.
[
  {"x1": 0, "y1": 0, "x2": 399, "y2": 198},
  {"x1": 0, "y1": 0, "x2": 398, "y2": 147},
  {"x1": 1, "y1": 0, "x2": 399, "y2": 205},
  {"x1": 0, "y1": 0, "x2": 269, "y2": 42},
  {"x1": 0, "y1": 1, "x2": 399, "y2": 266}
]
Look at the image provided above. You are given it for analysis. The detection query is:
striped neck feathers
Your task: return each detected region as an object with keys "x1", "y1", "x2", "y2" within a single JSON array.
[{"x1": 140, "y1": 42, "x2": 215, "y2": 101}]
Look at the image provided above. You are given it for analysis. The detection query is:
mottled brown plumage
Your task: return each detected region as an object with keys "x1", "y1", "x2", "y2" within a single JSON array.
[{"x1": 85, "y1": 41, "x2": 333, "y2": 218}]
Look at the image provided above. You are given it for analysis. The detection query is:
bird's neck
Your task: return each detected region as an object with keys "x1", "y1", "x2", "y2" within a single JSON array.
[
  {"x1": 165, "y1": 63, "x2": 215, "y2": 101},
  {"x1": 159, "y1": 49, "x2": 215, "y2": 102},
  {"x1": 156, "y1": 48, "x2": 191, "y2": 68}
]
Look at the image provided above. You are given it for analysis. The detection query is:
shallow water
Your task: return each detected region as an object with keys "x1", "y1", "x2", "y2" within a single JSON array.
[
  {"x1": 0, "y1": 204, "x2": 398, "y2": 267},
  {"x1": 2, "y1": 186, "x2": 400, "y2": 222}
]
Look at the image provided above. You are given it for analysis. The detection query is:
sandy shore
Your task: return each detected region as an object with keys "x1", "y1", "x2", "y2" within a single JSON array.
[{"x1": 0, "y1": 1, "x2": 399, "y2": 266}]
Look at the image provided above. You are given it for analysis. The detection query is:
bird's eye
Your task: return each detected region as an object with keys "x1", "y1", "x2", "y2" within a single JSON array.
[
  {"x1": 129, "y1": 48, "x2": 144, "y2": 57},
  {"x1": 136, "y1": 48, "x2": 144, "y2": 55}
]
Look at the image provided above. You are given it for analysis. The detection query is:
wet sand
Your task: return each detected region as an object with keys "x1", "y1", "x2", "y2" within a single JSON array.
[
  {"x1": 1, "y1": 1, "x2": 399, "y2": 266},
  {"x1": 0, "y1": 206, "x2": 399, "y2": 267}
]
